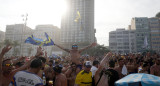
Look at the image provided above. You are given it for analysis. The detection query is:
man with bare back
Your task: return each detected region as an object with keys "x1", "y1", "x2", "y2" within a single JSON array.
[
  {"x1": 94, "y1": 52, "x2": 119, "y2": 86},
  {"x1": 53, "y1": 65, "x2": 67, "y2": 86},
  {"x1": 150, "y1": 58, "x2": 160, "y2": 76},
  {"x1": 55, "y1": 43, "x2": 97, "y2": 73},
  {"x1": 65, "y1": 63, "x2": 77, "y2": 86}
]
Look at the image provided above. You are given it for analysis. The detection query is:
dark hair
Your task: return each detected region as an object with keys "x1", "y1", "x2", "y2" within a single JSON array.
[
  {"x1": 37, "y1": 57, "x2": 46, "y2": 63},
  {"x1": 2, "y1": 59, "x2": 11, "y2": 66},
  {"x1": 93, "y1": 60, "x2": 99, "y2": 66},
  {"x1": 118, "y1": 58, "x2": 123, "y2": 62},
  {"x1": 142, "y1": 63, "x2": 148, "y2": 68},
  {"x1": 15, "y1": 62, "x2": 24, "y2": 67},
  {"x1": 71, "y1": 62, "x2": 76, "y2": 66},
  {"x1": 53, "y1": 65, "x2": 63, "y2": 73},
  {"x1": 30, "y1": 58, "x2": 42, "y2": 68},
  {"x1": 49, "y1": 60, "x2": 53, "y2": 64},
  {"x1": 109, "y1": 60, "x2": 115, "y2": 68}
]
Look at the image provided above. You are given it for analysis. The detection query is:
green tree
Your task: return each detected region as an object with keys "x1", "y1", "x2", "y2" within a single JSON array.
[
  {"x1": 3, "y1": 39, "x2": 12, "y2": 46},
  {"x1": 13, "y1": 40, "x2": 20, "y2": 56},
  {"x1": 155, "y1": 12, "x2": 160, "y2": 18},
  {"x1": 81, "y1": 44, "x2": 110, "y2": 57},
  {"x1": 27, "y1": 47, "x2": 33, "y2": 56},
  {"x1": 0, "y1": 42, "x2": 3, "y2": 49}
]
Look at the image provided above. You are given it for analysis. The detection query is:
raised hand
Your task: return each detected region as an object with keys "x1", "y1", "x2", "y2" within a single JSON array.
[
  {"x1": 1, "y1": 45, "x2": 12, "y2": 55},
  {"x1": 35, "y1": 46, "x2": 43, "y2": 57}
]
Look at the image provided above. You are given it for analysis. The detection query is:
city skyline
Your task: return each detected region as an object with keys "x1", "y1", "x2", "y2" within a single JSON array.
[{"x1": 0, "y1": 0, "x2": 160, "y2": 46}]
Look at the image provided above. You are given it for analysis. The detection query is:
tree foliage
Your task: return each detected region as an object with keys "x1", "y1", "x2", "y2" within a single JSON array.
[
  {"x1": 155, "y1": 12, "x2": 160, "y2": 18},
  {"x1": 81, "y1": 44, "x2": 110, "y2": 57}
]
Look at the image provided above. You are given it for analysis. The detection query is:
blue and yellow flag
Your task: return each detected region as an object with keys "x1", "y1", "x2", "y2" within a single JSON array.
[
  {"x1": 25, "y1": 32, "x2": 54, "y2": 46},
  {"x1": 74, "y1": 11, "x2": 81, "y2": 22}
]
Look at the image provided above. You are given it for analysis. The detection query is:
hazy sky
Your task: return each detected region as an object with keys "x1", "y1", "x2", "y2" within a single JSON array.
[{"x1": 0, "y1": 0, "x2": 160, "y2": 46}]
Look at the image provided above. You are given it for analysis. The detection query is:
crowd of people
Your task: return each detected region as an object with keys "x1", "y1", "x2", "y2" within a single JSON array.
[{"x1": 0, "y1": 43, "x2": 160, "y2": 86}]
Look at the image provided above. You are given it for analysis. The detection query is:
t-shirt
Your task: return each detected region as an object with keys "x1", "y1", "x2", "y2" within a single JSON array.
[
  {"x1": 10, "y1": 71, "x2": 43, "y2": 86},
  {"x1": 75, "y1": 70, "x2": 92, "y2": 86},
  {"x1": 91, "y1": 66, "x2": 98, "y2": 77}
]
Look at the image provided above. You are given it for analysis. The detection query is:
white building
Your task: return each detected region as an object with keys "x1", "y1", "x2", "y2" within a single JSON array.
[
  {"x1": 5, "y1": 24, "x2": 33, "y2": 56},
  {"x1": 109, "y1": 29, "x2": 136, "y2": 54},
  {"x1": 0, "y1": 30, "x2": 5, "y2": 43},
  {"x1": 32, "y1": 25, "x2": 61, "y2": 56}
]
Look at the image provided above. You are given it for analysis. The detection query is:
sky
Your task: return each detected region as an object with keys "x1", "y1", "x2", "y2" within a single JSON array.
[{"x1": 0, "y1": 0, "x2": 160, "y2": 46}]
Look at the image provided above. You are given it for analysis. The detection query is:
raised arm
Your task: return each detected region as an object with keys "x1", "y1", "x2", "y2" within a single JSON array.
[
  {"x1": 94, "y1": 52, "x2": 112, "y2": 83},
  {"x1": 0, "y1": 45, "x2": 12, "y2": 85},
  {"x1": 54, "y1": 44, "x2": 70, "y2": 53},
  {"x1": 79, "y1": 43, "x2": 97, "y2": 53},
  {"x1": 11, "y1": 46, "x2": 43, "y2": 76}
]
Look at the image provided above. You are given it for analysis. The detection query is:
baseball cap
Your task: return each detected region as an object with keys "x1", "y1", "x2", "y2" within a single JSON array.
[{"x1": 84, "y1": 61, "x2": 92, "y2": 68}]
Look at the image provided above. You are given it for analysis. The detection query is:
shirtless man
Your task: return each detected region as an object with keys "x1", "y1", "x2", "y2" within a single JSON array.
[
  {"x1": 114, "y1": 58, "x2": 125, "y2": 79},
  {"x1": 94, "y1": 52, "x2": 112, "y2": 86},
  {"x1": 0, "y1": 46, "x2": 42, "y2": 86},
  {"x1": 53, "y1": 65, "x2": 67, "y2": 86},
  {"x1": 65, "y1": 63, "x2": 77, "y2": 86},
  {"x1": 150, "y1": 58, "x2": 160, "y2": 76},
  {"x1": 126, "y1": 59, "x2": 138, "y2": 74},
  {"x1": 55, "y1": 43, "x2": 97, "y2": 73}
]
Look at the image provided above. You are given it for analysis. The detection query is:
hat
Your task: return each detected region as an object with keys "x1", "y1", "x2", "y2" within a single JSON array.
[
  {"x1": 84, "y1": 61, "x2": 92, "y2": 68},
  {"x1": 53, "y1": 65, "x2": 63, "y2": 73}
]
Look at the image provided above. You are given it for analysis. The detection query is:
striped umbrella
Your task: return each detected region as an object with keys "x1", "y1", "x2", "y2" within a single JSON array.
[{"x1": 115, "y1": 73, "x2": 160, "y2": 86}]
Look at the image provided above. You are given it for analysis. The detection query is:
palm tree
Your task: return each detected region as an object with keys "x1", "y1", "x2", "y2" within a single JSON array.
[
  {"x1": 3, "y1": 39, "x2": 12, "y2": 46},
  {"x1": 13, "y1": 40, "x2": 20, "y2": 56},
  {"x1": 0, "y1": 42, "x2": 3, "y2": 49},
  {"x1": 156, "y1": 12, "x2": 160, "y2": 18},
  {"x1": 27, "y1": 47, "x2": 33, "y2": 56}
]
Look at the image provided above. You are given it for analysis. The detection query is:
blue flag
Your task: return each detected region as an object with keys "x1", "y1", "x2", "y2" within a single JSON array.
[{"x1": 25, "y1": 32, "x2": 54, "y2": 46}]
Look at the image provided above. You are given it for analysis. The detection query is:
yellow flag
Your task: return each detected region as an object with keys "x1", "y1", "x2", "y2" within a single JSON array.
[{"x1": 74, "y1": 11, "x2": 81, "y2": 22}]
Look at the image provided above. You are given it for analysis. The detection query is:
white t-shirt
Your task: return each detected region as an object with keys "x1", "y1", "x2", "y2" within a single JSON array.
[
  {"x1": 11, "y1": 71, "x2": 43, "y2": 86},
  {"x1": 91, "y1": 66, "x2": 98, "y2": 77}
]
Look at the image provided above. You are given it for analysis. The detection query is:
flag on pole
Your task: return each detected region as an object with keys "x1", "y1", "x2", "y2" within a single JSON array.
[
  {"x1": 25, "y1": 32, "x2": 54, "y2": 46},
  {"x1": 74, "y1": 11, "x2": 83, "y2": 30},
  {"x1": 74, "y1": 11, "x2": 81, "y2": 22},
  {"x1": 143, "y1": 35, "x2": 148, "y2": 49}
]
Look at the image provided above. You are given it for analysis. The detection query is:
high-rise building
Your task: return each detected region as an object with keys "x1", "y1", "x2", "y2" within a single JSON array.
[
  {"x1": 0, "y1": 30, "x2": 5, "y2": 43},
  {"x1": 0, "y1": 30, "x2": 5, "y2": 51},
  {"x1": 149, "y1": 17, "x2": 160, "y2": 53},
  {"x1": 61, "y1": 0, "x2": 96, "y2": 48},
  {"x1": 5, "y1": 24, "x2": 33, "y2": 56},
  {"x1": 131, "y1": 17, "x2": 151, "y2": 52},
  {"x1": 109, "y1": 29, "x2": 136, "y2": 54},
  {"x1": 32, "y1": 25, "x2": 61, "y2": 56}
]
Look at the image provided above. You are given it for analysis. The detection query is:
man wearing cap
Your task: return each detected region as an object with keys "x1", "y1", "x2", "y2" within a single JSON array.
[
  {"x1": 53, "y1": 65, "x2": 67, "y2": 86},
  {"x1": 75, "y1": 61, "x2": 92, "y2": 86},
  {"x1": 54, "y1": 43, "x2": 96, "y2": 73}
]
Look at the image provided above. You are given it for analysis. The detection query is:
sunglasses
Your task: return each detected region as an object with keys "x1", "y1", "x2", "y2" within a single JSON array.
[
  {"x1": 3, "y1": 64, "x2": 13, "y2": 67},
  {"x1": 72, "y1": 45, "x2": 78, "y2": 48}
]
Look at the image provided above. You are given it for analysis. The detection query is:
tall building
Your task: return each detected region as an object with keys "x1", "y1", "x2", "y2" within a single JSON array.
[
  {"x1": 109, "y1": 29, "x2": 136, "y2": 54},
  {"x1": 149, "y1": 17, "x2": 160, "y2": 53},
  {"x1": 0, "y1": 30, "x2": 5, "y2": 51},
  {"x1": 0, "y1": 30, "x2": 5, "y2": 43},
  {"x1": 61, "y1": 0, "x2": 96, "y2": 48},
  {"x1": 131, "y1": 17, "x2": 151, "y2": 52},
  {"x1": 5, "y1": 24, "x2": 33, "y2": 56},
  {"x1": 32, "y1": 25, "x2": 61, "y2": 56}
]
